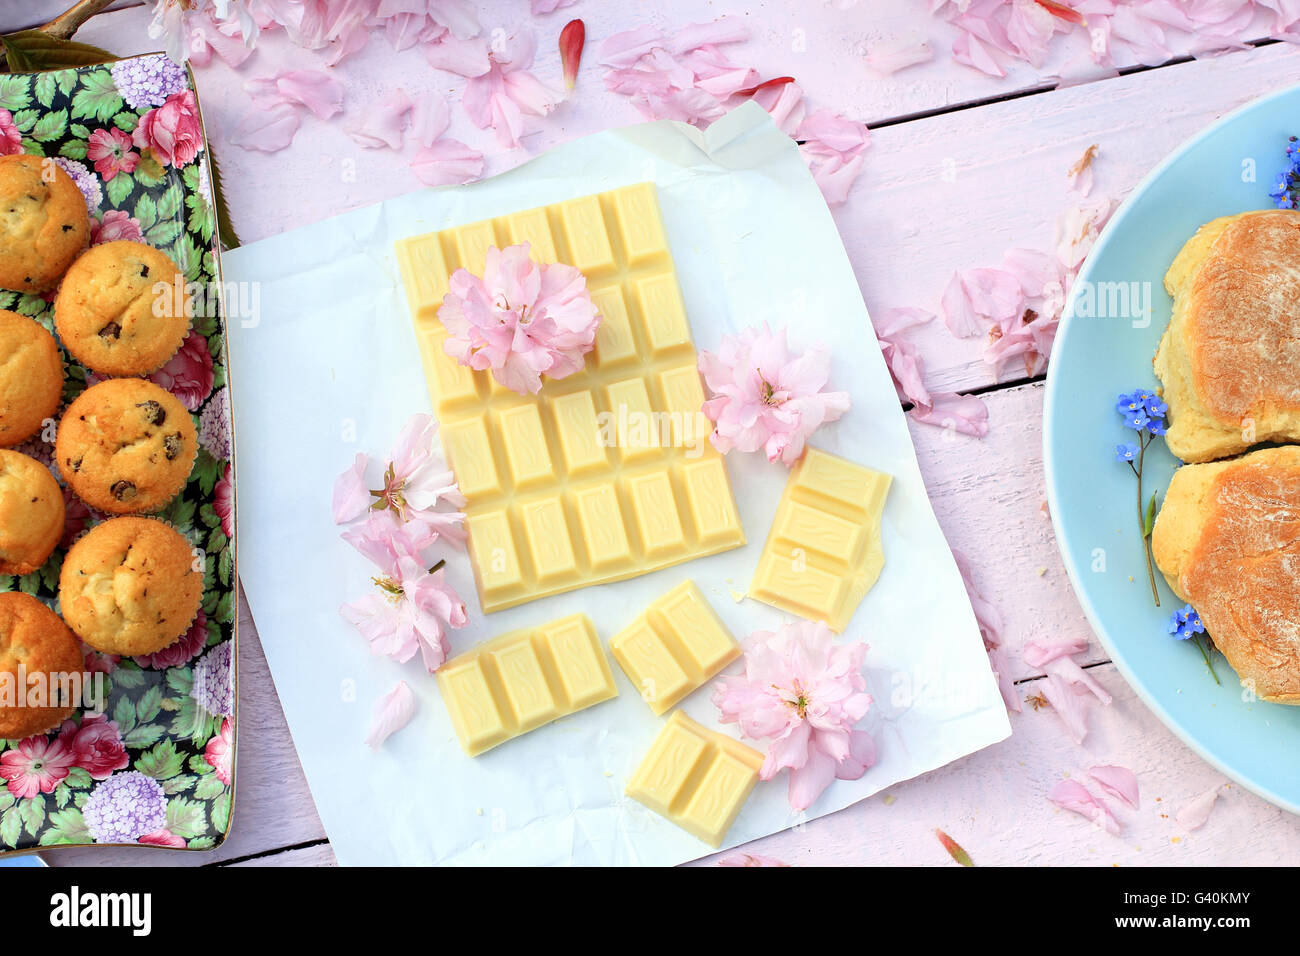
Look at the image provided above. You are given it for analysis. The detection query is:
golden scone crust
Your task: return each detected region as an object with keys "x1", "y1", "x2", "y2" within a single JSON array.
[
  {"x1": 58, "y1": 516, "x2": 202, "y2": 656},
  {"x1": 0, "y1": 449, "x2": 64, "y2": 576},
  {"x1": 0, "y1": 154, "x2": 90, "y2": 294},
  {"x1": 1155, "y1": 209, "x2": 1300, "y2": 462},
  {"x1": 1152, "y1": 446, "x2": 1300, "y2": 703},
  {"x1": 0, "y1": 592, "x2": 83, "y2": 739},
  {"x1": 56, "y1": 378, "x2": 196, "y2": 515},
  {"x1": 0, "y1": 310, "x2": 63, "y2": 447},
  {"x1": 54, "y1": 240, "x2": 189, "y2": 377}
]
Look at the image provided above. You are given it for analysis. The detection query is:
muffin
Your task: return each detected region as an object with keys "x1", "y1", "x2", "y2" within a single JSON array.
[
  {"x1": 0, "y1": 449, "x2": 64, "y2": 576},
  {"x1": 1152, "y1": 446, "x2": 1300, "y2": 704},
  {"x1": 58, "y1": 516, "x2": 202, "y2": 656},
  {"x1": 54, "y1": 240, "x2": 190, "y2": 377},
  {"x1": 56, "y1": 378, "x2": 196, "y2": 515},
  {"x1": 0, "y1": 310, "x2": 64, "y2": 447},
  {"x1": 1155, "y1": 209, "x2": 1300, "y2": 462},
  {"x1": 0, "y1": 154, "x2": 90, "y2": 294},
  {"x1": 0, "y1": 592, "x2": 83, "y2": 739}
]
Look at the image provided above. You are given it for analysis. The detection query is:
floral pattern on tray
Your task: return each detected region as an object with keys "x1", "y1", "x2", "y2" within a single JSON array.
[{"x1": 0, "y1": 56, "x2": 235, "y2": 853}]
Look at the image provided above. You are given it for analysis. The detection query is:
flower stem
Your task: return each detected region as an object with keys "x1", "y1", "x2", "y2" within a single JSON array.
[
  {"x1": 1136, "y1": 437, "x2": 1161, "y2": 607},
  {"x1": 1196, "y1": 636, "x2": 1220, "y2": 685},
  {"x1": 37, "y1": 0, "x2": 116, "y2": 40}
]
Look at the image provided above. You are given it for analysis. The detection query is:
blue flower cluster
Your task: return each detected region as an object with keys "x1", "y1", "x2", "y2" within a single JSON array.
[
  {"x1": 1114, "y1": 389, "x2": 1167, "y2": 456},
  {"x1": 1167, "y1": 604, "x2": 1205, "y2": 641},
  {"x1": 1268, "y1": 136, "x2": 1300, "y2": 209}
]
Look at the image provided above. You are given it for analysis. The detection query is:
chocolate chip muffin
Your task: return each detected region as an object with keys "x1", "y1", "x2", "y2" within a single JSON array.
[
  {"x1": 0, "y1": 449, "x2": 64, "y2": 576},
  {"x1": 0, "y1": 592, "x2": 83, "y2": 739},
  {"x1": 54, "y1": 240, "x2": 190, "y2": 377},
  {"x1": 0, "y1": 154, "x2": 90, "y2": 294},
  {"x1": 0, "y1": 309, "x2": 63, "y2": 447},
  {"x1": 59, "y1": 516, "x2": 202, "y2": 656},
  {"x1": 56, "y1": 378, "x2": 196, "y2": 515}
]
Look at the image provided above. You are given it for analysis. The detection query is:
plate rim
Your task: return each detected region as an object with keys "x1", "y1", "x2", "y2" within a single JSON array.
[{"x1": 1043, "y1": 81, "x2": 1300, "y2": 816}]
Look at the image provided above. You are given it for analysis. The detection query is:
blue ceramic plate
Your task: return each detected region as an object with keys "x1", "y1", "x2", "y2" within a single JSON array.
[{"x1": 1045, "y1": 84, "x2": 1300, "y2": 815}]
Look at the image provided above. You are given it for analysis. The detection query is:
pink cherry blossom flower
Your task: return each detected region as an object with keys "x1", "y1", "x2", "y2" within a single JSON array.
[
  {"x1": 438, "y1": 243, "x2": 601, "y2": 395},
  {"x1": 149, "y1": 329, "x2": 215, "y2": 411},
  {"x1": 426, "y1": 28, "x2": 560, "y2": 149},
  {"x1": 86, "y1": 127, "x2": 140, "y2": 182},
  {"x1": 713, "y1": 621, "x2": 876, "y2": 811},
  {"x1": 341, "y1": 555, "x2": 467, "y2": 674},
  {"x1": 90, "y1": 209, "x2": 145, "y2": 245},
  {"x1": 0, "y1": 108, "x2": 22, "y2": 155},
  {"x1": 698, "y1": 324, "x2": 850, "y2": 466},
  {"x1": 133, "y1": 89, "x2": 204, "y2": 168},
  {"x1": 57, "y1": 713, "x2": 129, "y2": 780},
  {"x1": 0, "y1": 735, "x2": 75, "y2": 799},
  {"x1": 365, "y1": 680, "x2": 417, "y2": 749},
  {"x1": 332, "y1": 414, "x2": 466, "y2": 548},
  {"x1": 205, "y1": 716, "x2": 234, "y2": 785}
]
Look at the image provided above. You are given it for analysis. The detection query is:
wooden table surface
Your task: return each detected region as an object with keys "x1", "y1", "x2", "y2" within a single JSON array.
[{"x1": 22, "y1": 1, "x2": 1300, "y2": 867}]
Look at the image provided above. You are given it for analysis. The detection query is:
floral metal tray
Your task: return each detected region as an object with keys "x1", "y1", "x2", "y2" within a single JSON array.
[{"x1": 0, "y1": 55, "x2": 236, "y2": 854}]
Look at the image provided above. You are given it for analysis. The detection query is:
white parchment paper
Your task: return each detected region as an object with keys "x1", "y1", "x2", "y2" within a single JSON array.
[{"x1": 224, "y1": 103, "x2": 1011, "y2": 866}]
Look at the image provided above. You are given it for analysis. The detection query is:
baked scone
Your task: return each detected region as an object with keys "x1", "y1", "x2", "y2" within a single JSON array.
[
  {"x1": 54, "y1": 240, "x2": 189, "y2": 377},
  {"x1": 1152, "y1": 446, "x2": 1300, "y2": 703},
  {"x1": 56, "y1": 378, "x2": 196, "y2": 514},
  {"x1": 1155, "y1": 209, "x2": 1300, "y2": 462},
  {"x1": 0, "y1": 449, "x2": 64, "y2": 576},
  {"x1": 0, "y1": 309, "x2": 63, "y2": 447},
  {"x1": 0, "y1": 592, "x2": 83, "y2": 739},
  {"x1": 0, "y1": 154, "x2": 90, "y2": 294},
  {"x1": 58, "y1": 516, "x2": 202, "y2": 656}
]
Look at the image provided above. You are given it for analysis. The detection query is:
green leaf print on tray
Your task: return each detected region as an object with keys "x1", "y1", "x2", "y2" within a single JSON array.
[{"x1": 0, "y1": 56, "x2": 237, "y2": 856}]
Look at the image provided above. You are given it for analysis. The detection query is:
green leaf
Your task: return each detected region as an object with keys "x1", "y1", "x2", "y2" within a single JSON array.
[
  {"x1": 112, "y1": 110, "x2": 137, "y2": 133},
  {"x1": 123, "y1": 723, "x2": 165, "y2": 749},
  {"x1": 63, "y1": 766, "x2": 91, "y2": 790},
  {"x1": 10, "y1": 107, "x2": 38, "y2": 133},
  {"x1": 134, "y1": 191, "x2": 158, "y2": 230},
  {"x1": 214, "y1": 590, "x2": 234, "y2": 626},
  {"x1": 15, "y1": 292, "x2": 45, "y2": 316},
  {"x1": 33, "y1": 72, "x2": 56, "y2": 108},
  {"x1": 69, "y1": 121, "x2": 89, "y2": 139},
  {"x1": 211, "y1": 791, "x2": 231, "y2": 834},
  {"x1": 109, "y1": 664, "x2": 147, "y2": 690},
  {"x1": 136, "y1": 684, "x2": 164, "y2": 724},
  {"x1": 18, "y1": 796, "x2": 44, "y2": 837},
  {"x1": 31, "y1": 107, "x2": 67, "y2": 143},
  {"x1": 162, "y1": 774, "x2": 196, "y2": 795},
  {"x1": 58, "y1": 139, "x2": 86, "y2": 160},
  {"x1": 136, "y1": 739, "x2": 184, "y2": 780},
  {"x1": 38, "y1": 808, "x2": 88, "y2": 846},
  {"x1": 70, "y1": 67, "x2": 123, "y2": 123},
  {"x1": 165, "y1": 796, "x2": 207, "y2": 839},
  {"x1": 0, "y1": 807, "x2": 22, "y2": 846},
  {"x1": 194, "y1": 448, "x2": 223, "y2": 495},
  {"x1": 17, "y1": 572, "x2": 38, "y2": 595},
  {"x1": 112, "y1": 694, "x2": 137, "y2": 733},
  {"x1": 1143, "y1": 490, "x2": 1158, "y2": 538},
  {"x1": 166, "y1": 666, "x2": 193, "y2": 697},
  {"x1": 206, "y1": 147, "x2": 240, "y2": 249},
  {"x1": 0, "y1": 75, "x2": 31, "y2": 111},
  {"x1": 146, "y1": 220, "x2": 182, "y2": 247},
  {"x1": 105, "y1": 171, "x2": 133, "y2": 208},
  {"x1": 54, "y1": 782, "x2": 71, "y2": 809},
  {"x1": 20, "y1": 139, "x2": 44, "y2": 157},
  {"x1": 157, "y1": 181, "x2": 183, "y2": 220},
  {"x1": 194, "y1": 774, "x2": 225, "y2": 800},
  {"x1": 218, "y1": 545, "x2": 232, "y2": 588},
  {"x1": 187, "y1": 835, "x2": 216, "y2": 850},
  {"x1": 171, "y1": 232, "x2": 203, "y2": 283},
  {"x1": 2, "y1": 31, "x2": 117, "y2": 72}
]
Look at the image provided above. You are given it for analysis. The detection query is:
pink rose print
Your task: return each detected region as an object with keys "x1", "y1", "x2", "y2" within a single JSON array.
[
  {"x1": 61, "y1": 485, "x2": 101, "y2": 549},
  {"x1": 90, "y1": 209, "x2": 145, "y2": 246},
  {"x1": 0, "y1": 109, "x2": 21, "y2": 156},
  {"x1": 149, "y1": 329, "x2": 214, "y2": 411},
  {"x1": 134, "y1": 609, "x2": 207, "y2": 670},
  {"x1": 138, "y1": 828, "x2": 187, "y2": 848},
  {"x1": 83, "y1": 647, "x2": 118, "y2": 676},
  {"x1": 0, "y1": 735, "x2": 74, "y2": 799},
  {"x1": 132, "y1": 89, "x2": 204, "y2": 168},
  {"x1": 205, "y1": 717, "x2": 233, "y2": 785},
  {"x1": 214, "y1": 462, "x2": 233, "y2": 539},
  {"x1": 57, "y1": 713, "x2": 128, "y2": 781},
  {"x1": 85, "y1": 127, "x2": 140, "y2": 181}
]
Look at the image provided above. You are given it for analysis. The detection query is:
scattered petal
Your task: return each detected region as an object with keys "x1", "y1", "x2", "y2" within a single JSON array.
[
  {"x1": 349, "y1": 89, "x2": 414, "y2": 150},
  {"x1": 1022, "y1": 634, "x2": 1089, "y2": 668},
  {"x1": 365, "y1": 681, "x2": 417, "y2": 749},
  {"x1": 863, "y1": 38, "x2": 934, "y2": 75},
  {"x1": 1175, "y1": 785, "x2": 1223, "y2": 831},
  {"x1": 411, "y1": 139, "x2": 485, "y2": 186},
  {"x1": 560, "y1": 18, "x2": 585, "y2": 91},
  {"x1": 1068, "y1": 143, "x2": 1098, "y2": 195},
  {"x1": 1089, "y1": 765, "x2": 1140, "y2": 810},
  {"x1": 228, "y1": 102, "x2": 301, "y2": 153},
  {"x1": 1048, "y1": 779, "x2": 1121, "y2": 834},
  {"x1": 935, "y1": 828, "x2": 975, "y2": 866}
]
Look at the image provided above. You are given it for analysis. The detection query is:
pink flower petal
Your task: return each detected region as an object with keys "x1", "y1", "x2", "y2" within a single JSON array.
[
  {"x1": 668, "y1": 17, "x2": 750, "y2": 54},
  {"x1": 365, "y1": 681, "x2": 417, "y2": 749},
  {"x1": 1022, "y1": 634, "x2": 1089, "y2": 668},
  {"x1": 349, "y1": 89, "x2": 414, "y2": 150},
  {"x1": 908, "y1": 391, "x2": 990, "y2": 437},
  {"x1": 423, "y1": 32, "x2": 492, "y2": 77},
  {"x1": 864, "y1": 38, "x2": 935, "y2": 75},
  {"x1": 1089, "y1": 765, "x2": 1140, "y2": 810},
  {"x1": 332, "y1": 452, "x2": 371, "y2": 525},
  {"x1": 409, "y1": 91, "x2": 452, "y2": 147},
  {"x1": 1048, "y1": 778, "x2": 1121, "y2": 834},
  {"x1": 952, "y1": 31, "x2": 1006, "y2": 77},
  {"x1": 1175, "y1": 785, "x2": 1223, "y2": 831},
  {"x1": 274, "y1": 69, "x2": 345, "y2": 119},
  {"x1": 941, "y1": 272, "x2": 983, "y2": 339},
  {"x1": 717, "y1": 853, "x2": 789, "y2": 867},
  {"x1": 531, "y1": 0, "x2": 577, "y2": 14},
  {"x1": 1037, "y1": 674, "x2": 1091, "y2": 745},
  {"x1": 228, "y1": 102, "x2": 301, "y2": 153},
  {"x1": 411, "y1": 139, "x2": 485, "y2": 186}
]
